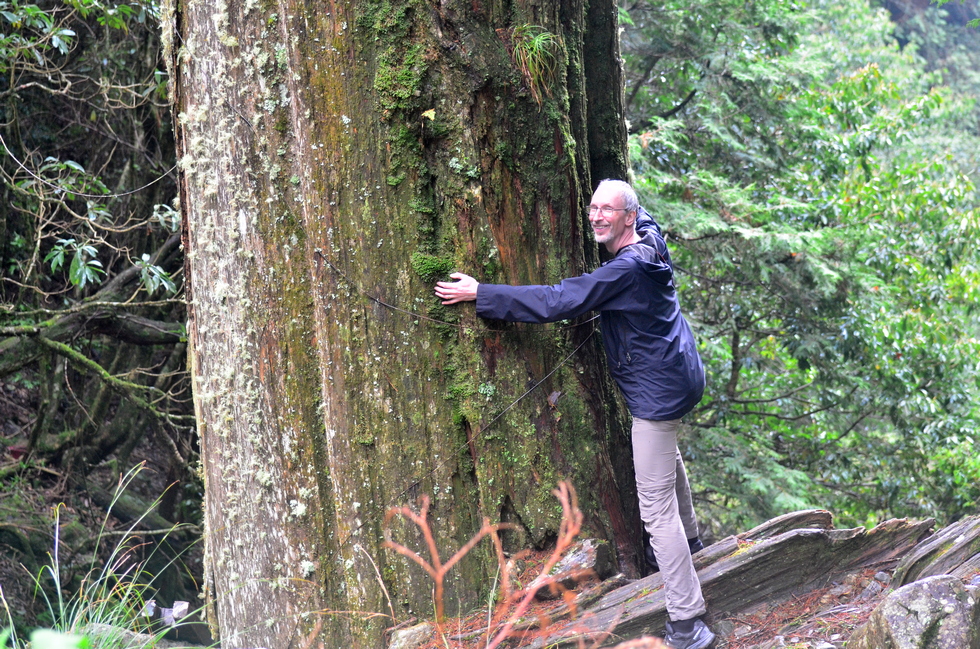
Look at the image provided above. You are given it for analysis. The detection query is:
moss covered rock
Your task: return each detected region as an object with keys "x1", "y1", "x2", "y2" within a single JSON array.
[{"x1": 848, "y1": 574, "x2": 980, "y2": 649}]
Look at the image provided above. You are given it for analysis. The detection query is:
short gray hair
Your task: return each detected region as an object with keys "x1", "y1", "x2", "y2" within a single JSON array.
[{"x1": 597, "y1": 179, "x2": 639, "y2": 213}]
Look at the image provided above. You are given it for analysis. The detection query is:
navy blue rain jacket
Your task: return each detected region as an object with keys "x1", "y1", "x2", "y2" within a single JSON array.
[{"x1": 475, "y1": 208, "x2": 705, "y2": 421}]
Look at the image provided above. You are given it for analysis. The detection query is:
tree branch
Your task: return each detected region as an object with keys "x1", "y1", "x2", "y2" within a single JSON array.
[
  {"x1": 626, "y1": 55, "x2": 661, "y2": 110},
  {"x1": 0, "y1": 233, "x2": 184, "y2": 376},
  {"x1": 732, "y1": 387, "x2": 858, "y2": 421},
  {"x1": 658, "y1": 87, "x2": 697, "y2": 119},
  {"x1": 629, "y1": 87, "x2": 698, "y2": 132},
  {"x1": 731, "y1": 380, "x2": 816, "y2": 404},
  {"x1": 33, "y1": 337, "x2": 190, "y2": 429}
]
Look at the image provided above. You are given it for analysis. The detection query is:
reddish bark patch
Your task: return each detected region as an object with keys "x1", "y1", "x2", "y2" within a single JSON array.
[
  {"x1": 481, "y1": 334, "x2": 504, "y2": 376},
  {"x1": 594, "y1": 452, "x2": 640, "y2": 579}
]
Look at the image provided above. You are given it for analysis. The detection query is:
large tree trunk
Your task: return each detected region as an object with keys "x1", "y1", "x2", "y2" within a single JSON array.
[{"x1": 164, "y1": 0, "x2": 634, "y2": 646}]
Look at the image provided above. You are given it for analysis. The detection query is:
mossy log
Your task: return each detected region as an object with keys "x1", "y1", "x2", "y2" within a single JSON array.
[
  {"x1": 164, "y1": 0, "x2": 635, "y2": 646},
  {"x1": 85, "y1": 484, "x2": 192, "y2": 540}
]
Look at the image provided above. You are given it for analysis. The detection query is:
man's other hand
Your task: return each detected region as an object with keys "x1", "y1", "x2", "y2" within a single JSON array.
[{"x1": 435, "y1": 273, "x2": 479, "y2": 304}]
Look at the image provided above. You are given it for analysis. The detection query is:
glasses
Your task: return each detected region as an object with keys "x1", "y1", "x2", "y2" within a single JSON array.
[{"x1": 588, "y1": 206, "x2": 629, "y2": 217}]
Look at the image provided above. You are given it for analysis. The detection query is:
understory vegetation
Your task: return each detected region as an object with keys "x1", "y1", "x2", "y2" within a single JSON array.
[
  {"x1": 0, "y1": 0, "x2": 978, "y2": 641},
  {"x1": 0, "y1": 0, "x2": 196, "y2": 639},
  {"x1": 621, "y1": 0, "x2": 980, "y2": 534}
]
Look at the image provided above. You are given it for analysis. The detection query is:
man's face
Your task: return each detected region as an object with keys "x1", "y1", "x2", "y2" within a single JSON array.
[{"x1": 588, "y1": 184, "x2": 636, "y2": 252}]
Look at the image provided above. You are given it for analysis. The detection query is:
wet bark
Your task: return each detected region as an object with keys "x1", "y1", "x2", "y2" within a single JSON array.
[
  {"x1": 583, "y1": 0, "x2": 630, "y2": 184},
  {"x1": 165, "y1": 0, "x2": 633, "y2": 646}
]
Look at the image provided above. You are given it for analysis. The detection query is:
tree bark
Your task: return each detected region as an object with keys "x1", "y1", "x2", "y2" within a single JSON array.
[{"x1": 165, "y1": 0, "x2": 633, "y2": 646}]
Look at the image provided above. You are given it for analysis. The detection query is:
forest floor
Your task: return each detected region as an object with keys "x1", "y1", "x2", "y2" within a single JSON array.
[
  {"x1": 0, "y1": 379, "x2": 205, "y2": 638},
  {"x1": 409, "y1": 552, "x2": 891, "y2": 649}
]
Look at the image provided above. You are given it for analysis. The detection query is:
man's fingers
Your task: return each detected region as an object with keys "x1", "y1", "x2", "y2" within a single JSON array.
[
  {"x1": 434, "y1": 272, "x2": 478, "y2": 304},
  {"x1": 434, "y1": 285, "x2": 458, "y2": 301}
]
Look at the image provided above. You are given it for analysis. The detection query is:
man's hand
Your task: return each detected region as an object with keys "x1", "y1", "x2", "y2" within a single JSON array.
[{"x1": 435, "y1": 273, "x2": 479, "y2": 305}]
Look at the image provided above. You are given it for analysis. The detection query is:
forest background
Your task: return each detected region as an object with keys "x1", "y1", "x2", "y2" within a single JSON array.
[{"x1": 0, "y1": 0, "x2": 978, "y2": 639}]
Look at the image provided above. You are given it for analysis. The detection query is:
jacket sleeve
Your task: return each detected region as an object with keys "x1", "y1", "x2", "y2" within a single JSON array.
[{"x1": 476, "y1": 257, "x2": 637, "y2": 323}]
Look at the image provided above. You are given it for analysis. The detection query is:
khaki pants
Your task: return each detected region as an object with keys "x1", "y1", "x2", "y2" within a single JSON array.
[{"x1": 632, "y1": 417, "x2": 706, "y2": 621}]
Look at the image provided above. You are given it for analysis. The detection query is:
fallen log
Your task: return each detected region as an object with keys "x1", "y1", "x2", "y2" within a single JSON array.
[
  {"x1": 526, "y1": 516, "x2": 934, "y2": 648},
  {"x1": 891, "y1": 514, "x2": 980, "y2": 587}
]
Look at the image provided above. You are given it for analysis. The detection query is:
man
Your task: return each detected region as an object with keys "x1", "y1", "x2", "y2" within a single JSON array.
[{"x1": 434, "y1": 179, "x2": 714, "y2": 649}]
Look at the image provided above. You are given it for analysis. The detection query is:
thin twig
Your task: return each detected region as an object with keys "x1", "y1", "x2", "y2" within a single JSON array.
[
  {"x1": 0, "y1": 131, "x2": 176, "y2": 199},
  {"x1": 357, "y1": 543, "x2": 397, "y2": 623}
]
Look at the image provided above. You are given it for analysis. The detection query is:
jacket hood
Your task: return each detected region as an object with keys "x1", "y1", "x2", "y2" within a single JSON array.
[
  {"x1": 634, "y1": 206, "x2": 663, "y2": 238},
  {"x1": 619, "y1": 206, "x2": 674, "y2": 275}
]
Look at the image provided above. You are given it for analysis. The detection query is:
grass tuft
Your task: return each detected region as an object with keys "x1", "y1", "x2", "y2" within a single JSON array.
[
  {"x1": 1, "y1": 464, "x2": 202, "y2": 649},
  {"x1": 509, "y1": 25, "x2": 562, "y2": 107}
]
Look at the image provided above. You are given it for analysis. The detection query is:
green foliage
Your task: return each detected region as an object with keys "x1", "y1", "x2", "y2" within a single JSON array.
[
  {"x1": 0, "y1": 0, "x2": 192, "y2": 632},
  {"x1": 26, "y1": 630, "x2": 90, "y2": 649},
  {"x1": 136, "y1": 253, "x2": 176, "y2": 295},
  {"x1": 933, "y1": 0, "x2": 980, "y2": 28},
  {"x1": 0, "y1": 0, "x2": 184, "y2": 345},
  {"x1": 44, "y1": 240, "x2": 104, "y2": 288},
  {"x1": 0, "y1": 0, "x2": 177, "y2": 301},
  {"x1": 624, "y1": 0, "x2": 980, "y2": 534},
  {"x1": 0, "y1": 0, "x2": 155, "y2": 73},
  {"x1": 0, "y1": 467, "x2": 195, "y2": 649},
  {"x1": 152, "y1": 203, "x2": 180, "y2": 233},
  {"x1": 66, "y1": 0, "x2": 158, "y2": 28},
  {"x1": 0, "y1": 1, "x2": 75, "y2": 67}
]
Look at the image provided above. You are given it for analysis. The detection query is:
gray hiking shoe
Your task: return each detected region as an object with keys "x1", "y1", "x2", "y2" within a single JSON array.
[{"x1": 663, "y1": 618, "x2": 716, "y2": 649}]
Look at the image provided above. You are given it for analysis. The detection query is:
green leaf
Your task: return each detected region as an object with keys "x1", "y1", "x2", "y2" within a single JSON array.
[
  {"x1": 45, "y1": 247, "x2": 65, "y2": 272},
  {"x1": 29, "y1": 629, "x2": 90, "y2": 649}
]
